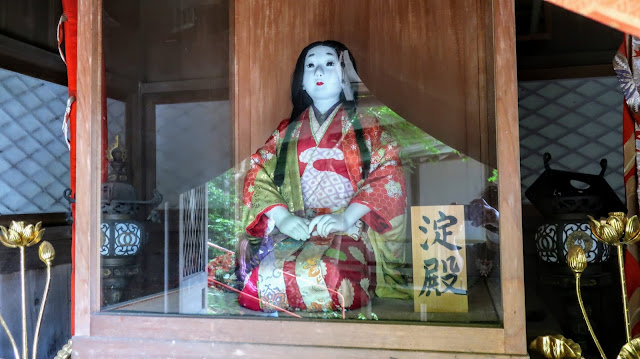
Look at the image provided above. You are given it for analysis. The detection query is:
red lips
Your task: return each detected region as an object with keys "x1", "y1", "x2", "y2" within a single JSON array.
[{"x1": 316, "y1": 82, "x2": 324, "y2": 86}]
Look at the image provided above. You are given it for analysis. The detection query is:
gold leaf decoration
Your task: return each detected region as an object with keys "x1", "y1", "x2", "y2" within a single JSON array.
[
  {"x1": 0, "y1": 225, "x2": 17, "y2": 248},
  {"x1": 606, "y1": 214, "x2": 626, "y2": 237},
  {"x1": 589, "y1": 215, "x2": 622, "y2": 245},
  {"x1": 529, "y1": 334, "x2": 582, "y2": 359},
  {"x1": 619, "y1": 338, "x2": 640, "y2": 359},
  {"x1": 625, "y1": 216, "x2": 640, "y2": 243}
]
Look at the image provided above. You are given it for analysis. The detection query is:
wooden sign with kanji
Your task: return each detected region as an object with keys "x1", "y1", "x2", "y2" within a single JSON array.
[{"x1": 411, "y1": 205, "x2": 468, "y2": 313}]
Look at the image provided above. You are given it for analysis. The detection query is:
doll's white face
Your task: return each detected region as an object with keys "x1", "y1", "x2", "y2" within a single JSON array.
[{"x1": 302, "y1": 45, "x2": 342, "y2": 110}]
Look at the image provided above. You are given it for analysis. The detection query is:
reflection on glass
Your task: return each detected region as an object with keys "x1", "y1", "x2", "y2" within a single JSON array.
[
  {"x1": 204, "y1": 109, "x2": 500, "y2": 322},
  {"x1": 101, "y1": 1, "x2": 501, "y2": 325}
]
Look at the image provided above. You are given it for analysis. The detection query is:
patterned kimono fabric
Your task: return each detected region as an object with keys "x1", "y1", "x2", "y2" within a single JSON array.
[
  {"x1": 239, "y1": 104, "x2": 409, "y2": 312},
  {"x1": 615, "y1": 35, "x2": 640, "y2": 338}
]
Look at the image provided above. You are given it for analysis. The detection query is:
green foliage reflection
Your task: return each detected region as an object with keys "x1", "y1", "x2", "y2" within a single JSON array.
[
  {"x1": 207, "y1": 169, "x2": 240, "y2": 257},
  {"x1": 366, "y1": 106, "x2": 466, "y2": 168}
]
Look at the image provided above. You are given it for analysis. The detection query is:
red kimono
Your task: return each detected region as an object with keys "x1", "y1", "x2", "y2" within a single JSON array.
[{"x1": 239, "y1": 105, "x2": 407, "y2": 312}]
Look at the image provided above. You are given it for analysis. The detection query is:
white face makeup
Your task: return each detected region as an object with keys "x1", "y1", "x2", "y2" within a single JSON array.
[{"x1": 302, "y1": 45, "x2": 343, "y2": 113}]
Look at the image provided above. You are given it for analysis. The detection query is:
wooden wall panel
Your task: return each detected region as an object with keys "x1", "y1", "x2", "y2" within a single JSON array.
[
  {"x1": 103, "y1": 0, "x2": 142, "y2": 88},
  {"x1": 234, "y1": 0, "x2": 343, "y2": 156},
  {"x1": 90, "y1": 315, "x2": 508, "y2": 354},
  {"x1": 140, "y1": 0, "x2": 229, "y2": 83},
  {"x1": 363, "y1": 0, "x2": 486, "y2": 162},
  {"x1": 103, "y1": 0, "x2": 229, "y2": 96},
  {"x1": 73, "y1": 335, "x2": 529, "y2": 358},
  {"x1": 331, "y1": 1, "x2": 370, "y2": 71},
  {"x1": 237, "y1": 0, "x2": 492, "y2": 165}
]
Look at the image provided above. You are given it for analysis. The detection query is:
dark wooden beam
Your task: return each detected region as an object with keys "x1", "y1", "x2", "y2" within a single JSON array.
[
  {"x1": 0, "y1": 33, "x2": 137, "y2": 101},
  {"x1": 518, "y1": 64, "x2": 616, "y2": 81},
  {"x1": 139, "y1": 77, "x2": 228, "y2": 94},
  {"x1": 0, "y1": 33, "x2": 67, "y2": 85},
  {"x1": 174, "y1": 0, "x2": 225, "y2": 7},
  {"x1": 544, "y1": 0, "x2": 640, "y2": 38},
  {"x1": 0, "y1": 213, "x2": 69, "y2": 227}
]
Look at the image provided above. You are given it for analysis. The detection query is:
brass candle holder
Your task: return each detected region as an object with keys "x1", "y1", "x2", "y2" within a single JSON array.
[{"x1": 0, "y1": 221, "x2": 64, "y2": 359}]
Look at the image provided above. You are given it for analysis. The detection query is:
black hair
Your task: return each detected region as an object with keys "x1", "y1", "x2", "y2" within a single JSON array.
[{"x1": 273, "y1": 40, "x2": 371, "y2": 187}]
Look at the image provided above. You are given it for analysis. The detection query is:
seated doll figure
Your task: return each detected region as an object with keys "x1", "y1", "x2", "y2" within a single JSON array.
[{"x1": 238, "y1": 40, "x2": 408, "y2": 313}]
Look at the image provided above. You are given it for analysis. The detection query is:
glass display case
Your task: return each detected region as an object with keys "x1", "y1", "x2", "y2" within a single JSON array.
[{"x1": 72, "y1": 0, "x2": 525, "y2": 357}]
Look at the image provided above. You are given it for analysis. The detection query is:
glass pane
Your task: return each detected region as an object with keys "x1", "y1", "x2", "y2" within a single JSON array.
[{"x1": 101, "y1": 0, "x2": 501, "y2": 327}]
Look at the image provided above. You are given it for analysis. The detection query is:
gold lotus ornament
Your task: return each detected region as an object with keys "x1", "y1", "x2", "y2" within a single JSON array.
[
  {"x1": 624, "y1": 216, "x2": 640, "y2": 243},
  {"x1": 588, "y1": 213, "x2": 640, "y2": 246},
  {"x1": 31, "y1": 240, "x2": 55, "y2": 359},
  {"x1": 619, "y1": 338, "x2": 640, "y2": 359},
  {"x1": 38, "y1": 241, "x2": 55, "y2": 266},
  {"x1": 0, "y1": 221, "x2": 44, "y2": 248},
  {"x1": 0, "y1": 221, "x2": 65, "y2": 359},
  {"x1": 567, "y1": 245, "x2": 587, "y2": 275},
  {"x1": 529, "y1": 334, "x2": 582, "y2": 359},
  {"x1": 588, "y1": 212, "x2": 640, "y2": 343},
  {"x1": 566, "y1": 245, "x2": 606, "y2": 358},
  {"x1": 588, "y1": 215, "x2": 621, "y2": 245}
]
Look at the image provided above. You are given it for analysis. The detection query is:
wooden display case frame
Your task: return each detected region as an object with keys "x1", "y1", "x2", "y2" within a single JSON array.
[{"x1": 71, "y1": 0, "x2": 526, "y2": 357}]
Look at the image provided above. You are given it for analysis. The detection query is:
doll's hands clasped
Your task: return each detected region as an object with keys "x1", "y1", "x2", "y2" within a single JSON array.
[
  {"x1": 308, "y1": 213, "x2": 349, "y2": 237},
  {"x1": 266, "y1": 206, "x2": 310, "y2": 241},
  {"x1": 308, "y1": 203, "x2": 370, "y2": 238},
  {"x1": 278, "y1": 214, "x2": 311, "y2": 241}
]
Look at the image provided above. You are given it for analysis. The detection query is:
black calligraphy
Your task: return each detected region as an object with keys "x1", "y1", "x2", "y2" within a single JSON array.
[
  {"x1": 417, "y1": 210, "x2": 466, "y2": 297},
  {"x1": 418, "y1": 216, "x2": 430, "y2": 250},
  {"x1": 419, "y1": 258, "x2": 439, "y2": 296},
  {"x1": 419, "y1": 256, "x2": 466, "y2": 297},
  {"x1": 441, "y1": 273, "x2": 466, "y2": 295},
  {"x1": 441, "y1": 256, "x2": 460, "y2": 273},
  {"x1": 419, "y1": 212, "x2": 461, "y2": 251}
]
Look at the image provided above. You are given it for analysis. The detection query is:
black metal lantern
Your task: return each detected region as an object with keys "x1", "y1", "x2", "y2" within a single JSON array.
[
  {"x1": 525, "y1": 153, "x2": 625, "y2": 265},
  {"x1": 66, "y1": 135, "x2": 162, "y2": 305},
  {"x1": 533, "y1": 220, "x2": 611, "y2": 264},
  {"x1": 100, "y1": 182, "x2": 148, "y2": 305},
  {"x1": 99, "y1": 137, "x2": 162, "y2": 304}
]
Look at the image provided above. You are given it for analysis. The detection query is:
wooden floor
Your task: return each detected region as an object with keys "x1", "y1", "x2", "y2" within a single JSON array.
[{"x1": 106, "y1": 276, "x2": 502, "y2": 325}]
